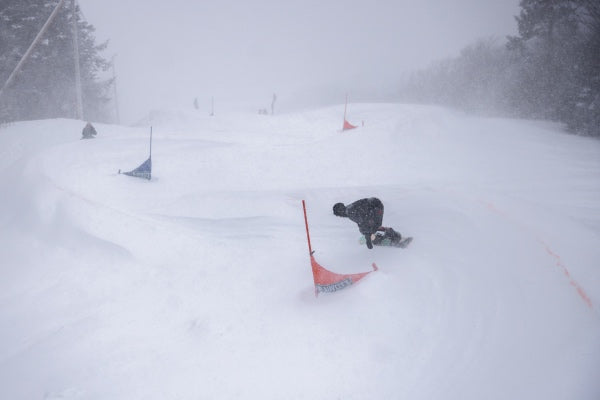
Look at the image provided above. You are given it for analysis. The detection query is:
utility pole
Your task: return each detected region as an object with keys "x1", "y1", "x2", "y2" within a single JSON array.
[
  {"x1": 111, "y1": 55, "x2": 120, "y2": 123},
  {"x1": 72, "y1": 0, "x2": 83, "y2": 120}
]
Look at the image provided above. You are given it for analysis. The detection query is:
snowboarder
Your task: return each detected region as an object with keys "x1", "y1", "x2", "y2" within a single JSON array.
[
  {"x1": 333, "y1": 197, "x2": 403, "y2": 249},
  {"x1": 81, "y1": 122, "x2": 97, "y2": 139}
]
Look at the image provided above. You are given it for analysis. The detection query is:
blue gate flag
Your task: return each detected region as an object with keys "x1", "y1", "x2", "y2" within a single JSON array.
[
  {"x1": 120, "y1": 126, "x2": 152, "y2": 180},
  {"x1": 122, "y1": 157, "x2": 151, "y2": 180}
]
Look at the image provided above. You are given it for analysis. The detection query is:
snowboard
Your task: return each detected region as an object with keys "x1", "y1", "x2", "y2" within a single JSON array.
[{"x1": 359, "y1": 235, "x2": 413, "y2": 248}]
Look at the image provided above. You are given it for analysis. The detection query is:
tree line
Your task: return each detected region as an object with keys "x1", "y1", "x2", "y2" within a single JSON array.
[
  {"x1": 2, "y1": 1, "x2": 598, "y2": 135},
  {"x1": 0, "y1": 0, "x2": 112, "y2": 123},
  {"x1": 399, "y1": 0, "x2": 600, "y2": 137}
]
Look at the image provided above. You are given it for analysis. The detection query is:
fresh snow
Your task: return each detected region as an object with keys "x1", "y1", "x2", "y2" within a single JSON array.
[{"x1": 1, "y1": 104, "x2": 599, "y2": 399}]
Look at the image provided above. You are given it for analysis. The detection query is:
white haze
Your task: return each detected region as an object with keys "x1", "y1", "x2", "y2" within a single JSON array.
[{"x1": 77, "y1": 0, "x2": 520, "y2": 123}]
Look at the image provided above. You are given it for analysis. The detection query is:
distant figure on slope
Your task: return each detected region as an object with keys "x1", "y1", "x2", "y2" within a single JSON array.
[
  {"x1": 333, "y1": 197, "x2": 404, "y2": 249},
  {"x1": 81, "y1": 122, "x2": 97, "y2": 139}
]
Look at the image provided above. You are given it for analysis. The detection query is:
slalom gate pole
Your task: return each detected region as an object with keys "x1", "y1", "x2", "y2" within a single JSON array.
[
  {"x1": 302, "y1": 200, "x2": 314, "y2": 256},
  {"x1": 149, "y1": 126, "x2": 153, "y2": 159}
]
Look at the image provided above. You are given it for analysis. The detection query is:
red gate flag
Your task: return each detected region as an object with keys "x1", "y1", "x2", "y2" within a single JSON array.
[
  {"x1": 311, "y1": 256, "x2": 377, "y2": 295},
  {"x1": 302, "y1": 200, "x2": 377, "y2": 297},
  {"x1": 343, "y1": 119, "x2": 357, "y2": 130},
  {"x1": 342, "y1": 94, "x2": 358, "y2": 131}
]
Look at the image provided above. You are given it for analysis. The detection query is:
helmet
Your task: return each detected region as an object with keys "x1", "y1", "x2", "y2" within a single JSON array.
[{"x1": 333, "y1": 202, "x2": 347, "y2": 217}]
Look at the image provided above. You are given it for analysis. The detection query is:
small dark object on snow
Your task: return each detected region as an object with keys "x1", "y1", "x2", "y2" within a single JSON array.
[{"x1": 81, "y1": 122, "x2": 97, "y2": 139}]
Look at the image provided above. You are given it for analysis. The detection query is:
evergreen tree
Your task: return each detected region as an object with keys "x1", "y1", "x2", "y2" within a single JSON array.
[
  {"x1": 399, "y1": 0, "x2": 600, "y2": 137},
  {"x1": 0, "y1": 0, "x2": 112, "y2": 123},
  {"x1": 571, "y1": 0, "x2": 600, "y2": 136},
  {"x1": 507, "y1": 0, "x2": 582, "y2": 121},
  {"x1": 507, "y1": 0, "x2": 599, "y2": 135},
  {"x1": 398, "y1": 39, "x2": 513, "y2": 116}
]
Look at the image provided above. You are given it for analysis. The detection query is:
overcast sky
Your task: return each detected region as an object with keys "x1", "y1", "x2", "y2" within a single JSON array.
[{"x1": 76, "y1": 0, "x2": 520, "y2": 123}]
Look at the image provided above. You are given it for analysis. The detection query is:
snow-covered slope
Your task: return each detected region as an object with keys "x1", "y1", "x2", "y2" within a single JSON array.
[{"x1": 1, "y1": 104, "x2": 599, "y2": 399}]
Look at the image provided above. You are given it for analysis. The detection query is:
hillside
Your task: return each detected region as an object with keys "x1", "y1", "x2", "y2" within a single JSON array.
[{"x1": 1, "y1": 104, "x2": 599, "y2": 399}]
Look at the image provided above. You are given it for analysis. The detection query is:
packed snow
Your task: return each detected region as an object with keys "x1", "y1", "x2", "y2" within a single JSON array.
[{"x1": 1, "y1": 103, "x2": 599, "y2": 399}]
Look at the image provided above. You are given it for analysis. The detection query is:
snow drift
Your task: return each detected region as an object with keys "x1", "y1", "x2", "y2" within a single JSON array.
[{"x1": 0, "y1": 104, "x2": 599, "y2": 399}]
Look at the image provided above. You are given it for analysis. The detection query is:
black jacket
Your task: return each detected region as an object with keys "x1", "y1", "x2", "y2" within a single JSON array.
[{"x1": 345, "y1": 197, "x2": 384, "y2": 236}]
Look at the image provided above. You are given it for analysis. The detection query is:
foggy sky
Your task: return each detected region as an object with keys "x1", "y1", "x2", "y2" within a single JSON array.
[{"x1": 77, "y1": 0, "x2": 520, "y2": 123}]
